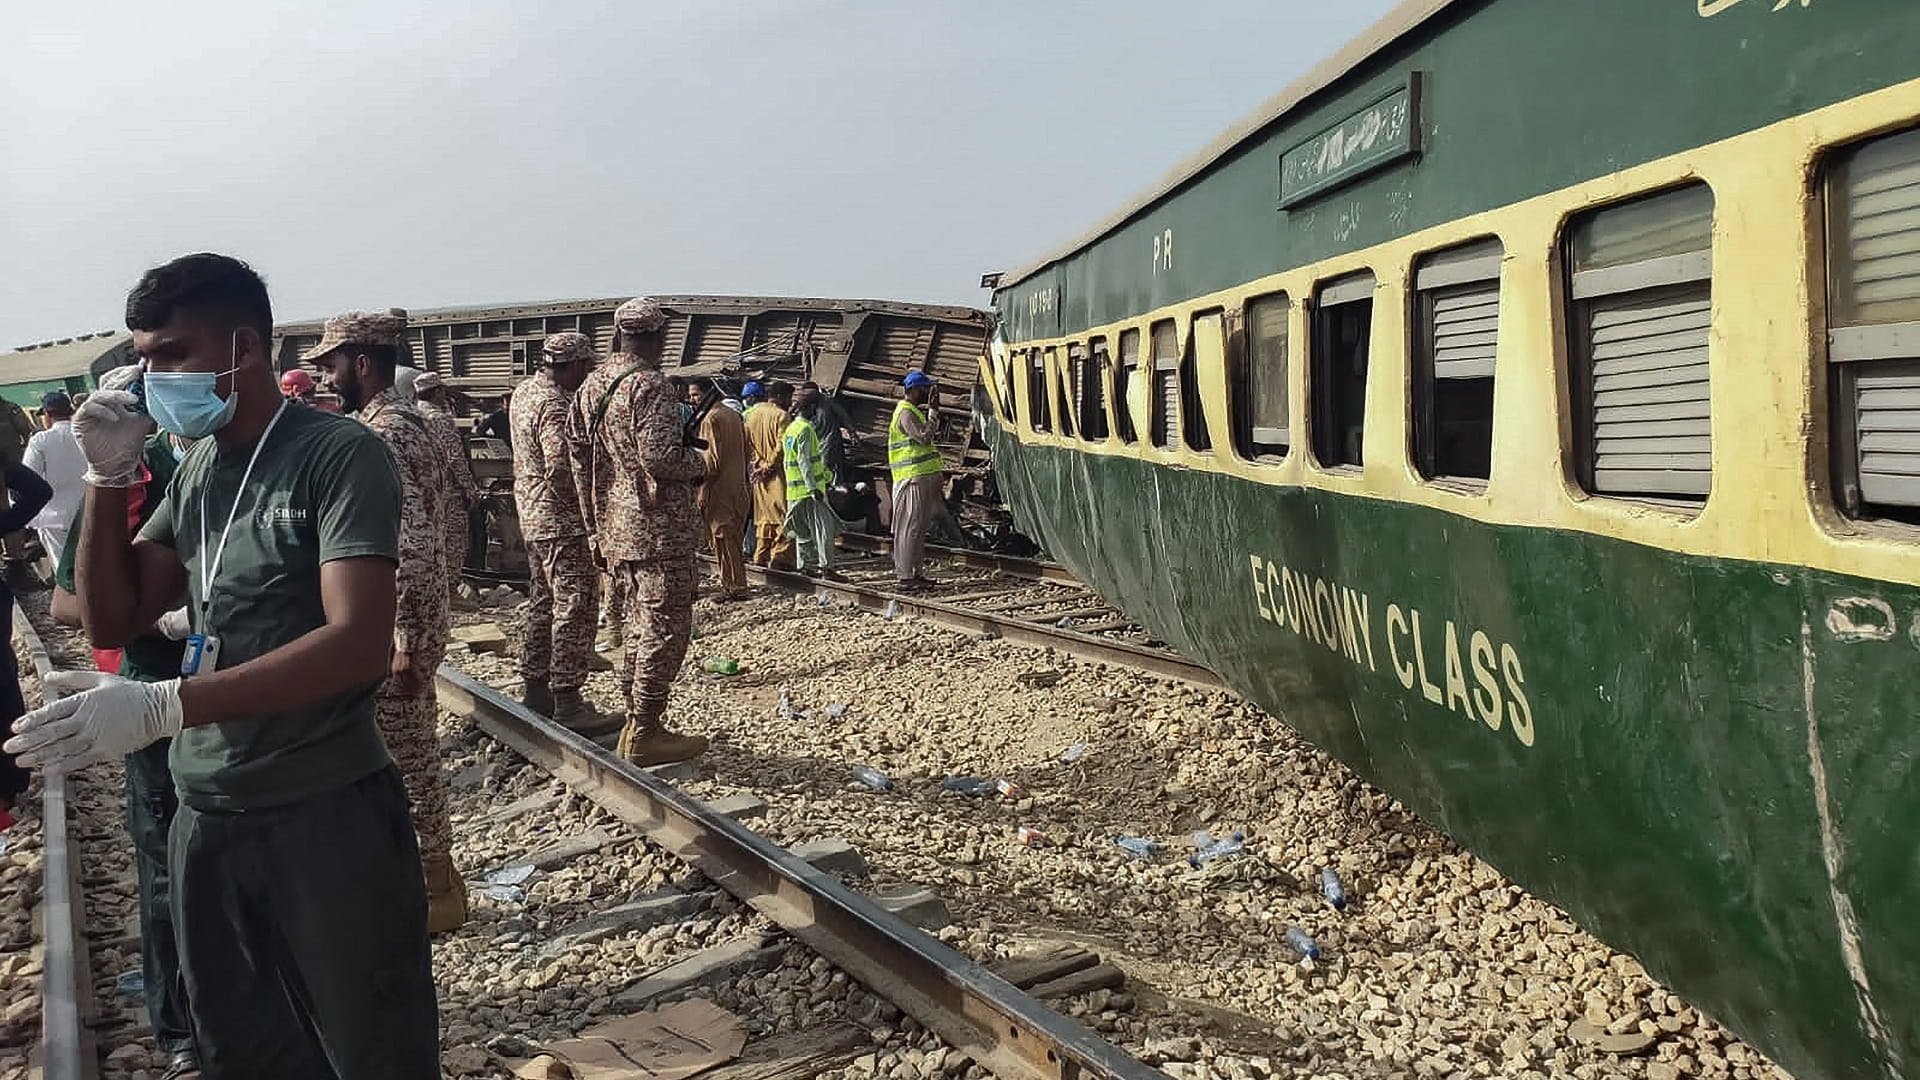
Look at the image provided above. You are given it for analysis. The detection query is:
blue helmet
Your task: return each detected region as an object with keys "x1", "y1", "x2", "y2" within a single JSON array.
[
  {"x1": 741, "y1": 380, "x2": 764, "y2": 398},
  {"x1": 902, "y1": 371, "x2": 934, "y2": 389}
]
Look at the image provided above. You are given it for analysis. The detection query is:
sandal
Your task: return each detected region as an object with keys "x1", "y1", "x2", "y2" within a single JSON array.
[{"x1": 161, "y1": 1048, "x2": 201, "y2": 1080}]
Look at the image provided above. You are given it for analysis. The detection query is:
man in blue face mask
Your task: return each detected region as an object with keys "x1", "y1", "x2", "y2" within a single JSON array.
[{"x1": 4, "y1": 253, "x2": 439, "y2": 1079}]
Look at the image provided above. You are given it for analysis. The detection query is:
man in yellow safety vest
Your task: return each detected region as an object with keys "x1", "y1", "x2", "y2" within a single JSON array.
[
  {"x1": 782, "y1": 383, "x2": 844, "y2": 580},
  {"x1": 889, "y1": 370, "x2": 944, "y2": 588}
]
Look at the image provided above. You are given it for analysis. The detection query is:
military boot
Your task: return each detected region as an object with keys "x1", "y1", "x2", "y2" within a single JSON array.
[
  {"x1": 552, "y1": 690, "x2": 624, "y2": 738},
  {"x1": 423, "y1": 853, "x2": 468, "y2": 934},
  {"x1": 521, "y1": 678, "x2": 555, "y2": 716},
  {"x1": 616, "y1": 717, "x2": 710, "y2": 766}
]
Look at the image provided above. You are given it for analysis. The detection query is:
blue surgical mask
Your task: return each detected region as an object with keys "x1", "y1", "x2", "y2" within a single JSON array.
[{"x1": 144, "y1": 333, "x2": 241, "y2": 438}]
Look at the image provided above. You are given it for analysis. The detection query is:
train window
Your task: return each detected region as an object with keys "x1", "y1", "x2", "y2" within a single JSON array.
[
  {"x1": 1114, "y1": 329, "x2": 1141, "y2": 444},
  {"x1": 1413, "y1": 239, "x2": 1503, "y2": 482},
  {"x1": 1181, "y1": 312, "x2": 1215, "y2": 453},
  {"x1": 1081, "y1": 339, "x2": 1111, "y2": 441},
  {"x1": 1567, "y1": 183, "x2": 1714, "y2": 502},
  {"x1": 1150, "y1": 320, "x2": 1180, "y2": 449},
  {"x1": 1826, "y1": 125, "x2": 1920, "y2": 524},
  {"x1": 1052, "y1": 346, "x2": 1076, "y2": 438},
  {"x1": 1310, "y1": 272, "x2": 1375, "y2": 469},
  {"x1": 1027, "y1": 349, "x2": 1051, "y2": 432},
  {"x1": 1235, "y1": 292, "x2": 1290, "y2": 462}
]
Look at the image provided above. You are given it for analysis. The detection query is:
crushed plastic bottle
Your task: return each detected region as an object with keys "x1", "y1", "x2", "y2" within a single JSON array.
[
  {"x1": 484, "y1": 884, "x2": 526, "y2": 904},
  {"x1": 1285, "y1": 927, "x2": 1323, "y2": 961},
  {"x1": 1114, "y1": 835, "x2": 1159, "y2": 859},
  {"x1": 485, "y1": 864, "x2": 535, "y2": 887},
  {"x1": 852, "y1": 766, "x2": 893, "y2": 792},
  {"x1": 1321, "y1": 868, "x2": 1347, "y2": 911},
  {"x1": 1188, "y1": 829, "x2": 1246, "y2": 868},
  {"x1": 942, "y1": 776, "x2": 998, "y2": 797},
  {"x1": 1059, "y1": 742, "x2": 1090, "y2": 764},
  {"x1": 884, "y1": 600, "x2": 901, "y2": 620},
  {"x1": 701, "y1": 657, "x2": 740, "y2": 676},
  {"x1": 115, "y1": 969, "x2": 144, "y2": 997}
]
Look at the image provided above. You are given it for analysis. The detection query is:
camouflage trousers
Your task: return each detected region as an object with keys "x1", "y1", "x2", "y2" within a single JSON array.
[
  {"x1": 376, "y1": 642, "x2": 452, "y2": 865},
  {"x1": 523, "y1": 536, "x2": 598, "y2": 693},
  {"x1": 444, "y1": 507, "x2": 469, "y2": 587},
  {"x1": 614, "y1": 555, "x2": 697, "y2": 725}
]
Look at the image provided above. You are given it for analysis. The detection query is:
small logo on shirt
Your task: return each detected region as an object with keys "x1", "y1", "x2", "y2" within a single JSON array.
[{"x1": 259, "y1": 506, "x2": 310, "y2": 527}]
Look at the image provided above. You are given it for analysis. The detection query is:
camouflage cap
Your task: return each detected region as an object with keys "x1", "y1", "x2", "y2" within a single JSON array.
[
  {"x1": 413, "y1": 371, "x2": 445, "y2": 394},
  {"x1": 541, "y1": 331, "x2": 595, "y2": 365},
  {"x1": 613, "y1": 297, "x2": 668, "y2": 335},
  {"x1": 299, "y1": 310, "x2": 408, "y2": 362}
]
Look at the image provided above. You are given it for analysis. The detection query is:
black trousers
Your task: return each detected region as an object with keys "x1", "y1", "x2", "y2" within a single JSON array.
[
  {"x1": 126, "y1": 739, "x2": 192, "y2": 1052},
  {"x1": 0, "y1": 600, "x2": 28, "y2": 809},
  {"x1": 168, "y1": 765, "x2": 439, "y2": 1080}
]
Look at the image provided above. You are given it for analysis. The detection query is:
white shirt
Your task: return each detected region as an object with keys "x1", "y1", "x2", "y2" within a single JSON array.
[{"x1": 23, "y1": 420, "x2": 86, "y2": 536}]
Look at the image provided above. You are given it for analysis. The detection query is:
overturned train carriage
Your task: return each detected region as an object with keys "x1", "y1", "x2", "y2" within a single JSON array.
[
  {"x1": 981, "y1": 2, "x2": 1920, "y2": 1079},
  {"x1": 273, "y1": 295, "x2": 992, "y2": 569}
]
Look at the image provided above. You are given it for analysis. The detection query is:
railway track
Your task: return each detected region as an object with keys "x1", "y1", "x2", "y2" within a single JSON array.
[
  {"x1": 15, "y1": 605, "x2": 98, "y2": 1080},
  {"x1": 712, "y1": 544, "x2": 1220, "y2": 688},
  {"x1": 435, "y1": 666, "x2": 1168, "y2": 1080}
]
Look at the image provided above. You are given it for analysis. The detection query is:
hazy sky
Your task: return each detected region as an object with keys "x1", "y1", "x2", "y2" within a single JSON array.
[{"x1": 1, "y1": 1, "x2": 1398, "y2": 346}]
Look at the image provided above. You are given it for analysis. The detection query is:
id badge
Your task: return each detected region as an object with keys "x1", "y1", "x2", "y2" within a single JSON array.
[{"x1": 180, "y1": 633, "x2": 222, "y2": 677}]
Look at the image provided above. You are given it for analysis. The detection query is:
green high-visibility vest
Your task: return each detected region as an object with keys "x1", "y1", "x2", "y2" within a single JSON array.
[
  {"x1": 888, "y1": 400, "x2": 943, "y2": 484},
  {"x1": 783, "y1": 417, "x2": 831, "y2": 503}
]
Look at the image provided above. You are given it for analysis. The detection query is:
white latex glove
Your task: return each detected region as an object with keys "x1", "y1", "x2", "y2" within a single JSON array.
[
  {"x1": 73, "y1": 367, "x2": 151, "y2": 487},
  {"x1": 2, "y1": 670, "x2": 184, "y2": 774},
  {"x1": 155, "y1": 607, "x2": 192, "y2": 641}
]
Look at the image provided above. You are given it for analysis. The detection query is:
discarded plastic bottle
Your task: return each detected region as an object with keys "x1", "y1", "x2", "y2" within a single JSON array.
[
  {"x1": 1188, "y1": 829, "x2": 1246, "y2": 868},
  {"x1": 1059, "y1": 742, "x2": 1090, "y2": 764},
  {"x1": 778, "y1": 686, "x2": 797, "y2": 721},
  {"x1": 1285, "y1": 927, "x2": 1322, "y2": 961},
  {"x1": 852, "y1": 766, "x2": 893, "y2": 792},
  {"x1": 942, "y1": 776, "x2": 997, "y2": 797},
  {"x1": 1321, "y1": 868, "x2": 1347, "y2": 911},
  {"x1": 1114, "y1": 835, "x2": 1159, "y2": 859},
  {"x1": 701, "y1": 657, "x2": 740, "y2": 675},
  {"x1": 884, "y1": 600, "x2": 901, "y2": 620}
]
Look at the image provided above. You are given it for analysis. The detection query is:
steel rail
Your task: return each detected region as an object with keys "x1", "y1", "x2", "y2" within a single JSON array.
[
  {"x1": 834, "y1": 533, "x2": 1079, "y2": 585},
  {"x1": 734, "y1": 564, "x2": 1222, "y2": 688},
  {"x1": 13, "y1": 604, "x2": 98, "y2": 1080},
  {"x1": 434, "y1": 666, "x2": 1168, "y2": 1080}
]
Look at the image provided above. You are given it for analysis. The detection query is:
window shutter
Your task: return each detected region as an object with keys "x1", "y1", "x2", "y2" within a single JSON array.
[
  {"x1": 1431, "y1": 284, "x2": 1499, "y2": 380},
  {"x1": 1836, "y1": 127, "x2": 1920, "y2": 326},
  {"x1": 1156, "y1": 367, "x2": 1181, "y2": 445},
  {"x1": 1589, "y1": 286, "x2": 1712, "y2": 496},
  {"x1": 1856, "y1": 359, "x2": 1920, "y2": 507}
]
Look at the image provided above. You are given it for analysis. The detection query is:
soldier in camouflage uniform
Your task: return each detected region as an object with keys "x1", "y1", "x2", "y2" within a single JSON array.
[
  {"x1": 304, "y1": 311, "x2": 465, "y2": 933},
  {"x1": 567, "y1": 298, "x2": 708, "y2": 765},
  {"x1": 412, "y1": 371, "x2": 480, "y2": 592},
  {"x1": 512, "y1": 332, "x2": 620, "y2": 736}
]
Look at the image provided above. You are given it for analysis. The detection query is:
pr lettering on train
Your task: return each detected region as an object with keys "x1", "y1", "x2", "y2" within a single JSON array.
[{"x1": 1246, "y1": 553, "x2": 1535, "y2": 748}]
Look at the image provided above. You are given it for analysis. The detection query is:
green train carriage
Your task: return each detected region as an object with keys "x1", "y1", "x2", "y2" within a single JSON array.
[{"x1": 979, "y1": 2, "x2": 1920, "y2": 1078}]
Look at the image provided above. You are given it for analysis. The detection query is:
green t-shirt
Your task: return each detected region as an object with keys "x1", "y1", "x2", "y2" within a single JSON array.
[
  {"x1": 56, "y1": 434, "x2": 185, "y2": 682},
  {"x1": 138, "y1": 405, "x2": 403, "y2": 811}
]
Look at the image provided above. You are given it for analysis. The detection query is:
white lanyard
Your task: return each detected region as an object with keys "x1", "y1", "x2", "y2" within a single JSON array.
[{"x1": 197, "y1": 400, "x2": 289, "y2": 622}]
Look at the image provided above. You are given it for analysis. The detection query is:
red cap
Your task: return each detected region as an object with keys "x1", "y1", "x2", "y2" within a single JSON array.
[{"x1": 280, "y1": 369, "x2": 316, "y2": 396}]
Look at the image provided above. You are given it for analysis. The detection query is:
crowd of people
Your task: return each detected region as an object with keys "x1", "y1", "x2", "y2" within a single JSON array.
[{"x1": 0, "y1": 251, "x2": 952, "y2": 1079}]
